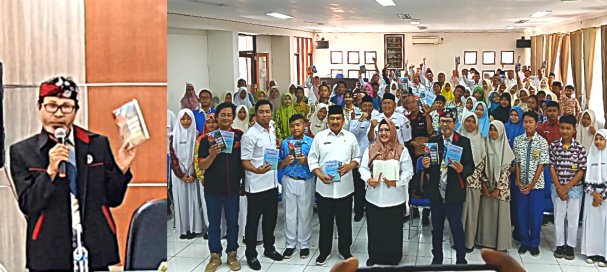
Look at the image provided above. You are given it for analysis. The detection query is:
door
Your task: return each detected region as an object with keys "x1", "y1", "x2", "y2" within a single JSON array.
[{"x1": 256, "y1": 53, "x2": 270, "y2": 91}]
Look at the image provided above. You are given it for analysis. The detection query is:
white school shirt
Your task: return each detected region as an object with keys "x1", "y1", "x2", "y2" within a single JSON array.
[
  {"x1": 241, "y1": 122, "x2": 279, "y2": 193},
  {"x1": 410, "y1": 83, "x2": 427, "y2": 96},
  {"x1": 360, "y1": 148, "x2": 414, "y2": 207},
  {"x1": 308, "y1": 128, "x2": 361, "y2": 199},
  {"x1": 349, "y1": 119, "x2": 372, "y2": 152},
  {"x1": 370, "y1": 112, "x2": 412, "y2": 145}
]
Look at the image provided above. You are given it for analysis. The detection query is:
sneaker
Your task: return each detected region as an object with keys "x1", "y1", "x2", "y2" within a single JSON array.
[
  {"x1": 564, "y1": 245, "x2": 574, "y2": 260},
  {"x1": 530, "y1": 248, "x2": 540, "y2": 257},
  {"x1": 586, "y1": 256, "x2": 597, "y2": 264},
  {"x1": 466, "y1": 247, "x2": 474, "y2": 253},
  {"x1": 205, "y1": 253, "x2": 222, "y2": 272},
  {"x1": 246, "y1": 257, "x2": 261, "y2": 271},
  {"x1": 431, "y1": 258, "x2": 442, "y2": 265},
  {"x1": 264, "y1": 250, "x2": 284, "y2": 261},
  {"x1": 366, "y1": 259, "x2": 375, "y2": 267},
  {"x1": 339, "y1": 252, "x2": 353, "y2": 260},
  {"x1": 282, "y1": 248, "x2": 296, "y2": 259},
  {"x1": 203, "y1": 232, "x2": 208, "y2": 240},
  {"x1": 316, "y1": 253, "x2": 331, "y2": 265},
  {"x1": 227, "y1": 251, "x2": 241, "y2": 271},
  {"x1": 553, "y1": 246, "x2": 565, "y2": 259},
  {"x1": 598, "y1": 256, "x2": 607, "y2": 267},
  {"x1": 300, "y1": 248, "x2": 310, "y2": 259},
  {"x1": 518, "y1": 246, "x2": 529, "y2": 255},
  {"x1": 354, "y1": 213, "x2": 364, "y2": 222}
]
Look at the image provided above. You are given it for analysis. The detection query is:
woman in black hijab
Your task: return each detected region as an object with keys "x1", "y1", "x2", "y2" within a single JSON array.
[{"x1": 490, "y1": 92, "x2": 512, "y2": 123}]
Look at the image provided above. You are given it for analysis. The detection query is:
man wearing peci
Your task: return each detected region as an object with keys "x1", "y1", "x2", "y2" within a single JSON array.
[{"x1": 9, "y1": 76, "x2": 137, "y2": 271}]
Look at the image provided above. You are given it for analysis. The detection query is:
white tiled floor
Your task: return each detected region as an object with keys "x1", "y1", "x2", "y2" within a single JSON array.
[{"x1": 168, "y1": 204, "x2": 606, "y2": 271}]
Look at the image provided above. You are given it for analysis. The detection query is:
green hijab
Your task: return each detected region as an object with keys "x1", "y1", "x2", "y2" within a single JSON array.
[
  {"x1": 254, "y1": 89, "x2": 268, "y2": 102},
  {"x1": 276, "y1": 93, "x2": 296, "y2": 138},
  {"x1": 473, "y1": 86, "x2": 485, "y2": 103}
]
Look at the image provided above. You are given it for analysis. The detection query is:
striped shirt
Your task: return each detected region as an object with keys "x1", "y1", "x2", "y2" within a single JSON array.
[{"x1": 549, "y1": 138, "x2": 587, "y2": 199}]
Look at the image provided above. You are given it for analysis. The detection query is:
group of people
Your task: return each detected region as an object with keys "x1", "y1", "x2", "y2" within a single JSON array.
[{"x1": 168, "y1": 57, "x2": 607, "y2": 272}]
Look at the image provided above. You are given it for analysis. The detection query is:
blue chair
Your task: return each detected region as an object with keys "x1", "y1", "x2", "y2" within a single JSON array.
[{"x1": 408, "y1": 157, "x2": 432, "y2": 239}]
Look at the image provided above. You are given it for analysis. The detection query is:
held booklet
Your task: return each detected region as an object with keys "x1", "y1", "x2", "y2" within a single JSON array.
[
  {"x1": 263, "y1": 148, "x2": 280, "y2": 170},
  {"x1": 372, "y1": 160, "x2": 399, "y2": 182},
  {"x1": 207, "y1": 130, "x2": 226, "y2": 151},
  {"x1": 425, "y1": 92, "x2": 437, "y2": 107},
  {"x1": 288, "y1": 140, "x2": 303, "y2": 157},
  {"x1": 324, "y1": 160, "x2": 342, "y2": 182},
  {"x1": 445, "y1": 143, "x2": 463, "y2": 166},
  {"x1": 112, "y1": 99, "x2": 150, "y2": 149},
  {"x1": 424, "y1": 143, "x2": 439, "y2": 165},
  {"x1": 221, "y1": 130, "x2": 235, "y2": 154}
]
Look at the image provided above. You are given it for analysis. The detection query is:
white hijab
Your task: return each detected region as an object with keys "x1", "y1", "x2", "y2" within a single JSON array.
[
  {"x1": 167, "y1": 110, "x2": 177, "y2": 154},
  {"x1": 233, "y1": 105, "x2": 250, "y2": 133},
  {"x1": 172, "y1": 109, "x2": 197, "y2": 173},
  {"x1": 586, "y1": 129, "x2": 607, "y2": 185},
  {"x1": 233, "y1": 87, "x2": 253, "y2": 109},
  {"x1": 485, "y1": 120, "x2": 516, "y2": 185},
  {"x1": 309, "y1": 103, "x2": 329, "y2": 136},
  {"x1": 576, "y1": 109, "x2": 596, "y2": 151},
  {"x1": 457, "y1": 112, "x2": 486, "y2": 166},
  {"x1": 461, "y1": 97, "x2": 477, "y2": 126}
]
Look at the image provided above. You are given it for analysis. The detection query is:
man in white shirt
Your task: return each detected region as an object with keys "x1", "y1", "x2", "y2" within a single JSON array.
[
  {"x1": 241, "y1": 100, "x2": 284, "y2": 270},
  {"x1": 410, "y1": 74, "x2": 427, "y2": 95},
  {"x1": 504, "y1": 70, "x2": 517, "y2": 87},
  {"x1": 308, "y1": 105, "x2": 361, "y2": 265},
  {"x1": 368, "y1": 93, "x2": 412, "y2": 145},
  {"x1": 349, "y1": 95, "x2": 375, "y2": 222}
]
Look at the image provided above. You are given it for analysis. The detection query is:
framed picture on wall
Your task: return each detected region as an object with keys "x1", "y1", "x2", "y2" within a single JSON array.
[
  {"x1": 464, "y1": 51, "x2": 477, "y2": 65},
  {"x1": 348, "y1": 51, "x2": 360, "y2": 64},
  {"x1": 482, "y1": 70, "x2": 496, "y2": 78},
  {"x1": 384, "y1": 34, "x2": 405, "y2": 69},
  {"x1": 331, "y1": 69, "x2": 344, "y2": 78},
  {"x1": 364, "y1": 51, "x2": 377, "y2": 64},
  {"x1": 348, "y1": 69, "x2": 359, "y2": 78},
  {"x1": 482, "y1": 51, "x2": 496, "y2": 65},
  {"x1": 331, "y1": 51, "x2": 343, "y2": 64},
  {"x1": 501, "y1": 51, "x2": 515, "y2": 65}
]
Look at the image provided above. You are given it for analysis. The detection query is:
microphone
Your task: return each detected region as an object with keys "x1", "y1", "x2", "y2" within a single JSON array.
[{"x1": 54, "y1": 128, "x2": 67, "y2": 178}]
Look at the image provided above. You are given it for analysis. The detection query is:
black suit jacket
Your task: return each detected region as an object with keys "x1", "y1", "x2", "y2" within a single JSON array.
[
  {"x1": 423, "y1": 132, "x2": 474, "y2": 204},
  {"x1": 9, "y1": 126, "x2": 133, "y2": 270}
]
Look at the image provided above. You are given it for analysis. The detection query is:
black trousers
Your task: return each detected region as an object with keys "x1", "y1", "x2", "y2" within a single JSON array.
[
  {"x1": 245, "y1": 188, "x2": 278, "y2": 258},
  {"x1": 30, "y1": 268, "x2": 108, "y2": 272},
  {"x1": 317, "y1": 193, "x2": 353, "y2": 256},
  {"x1": 430, "y1": 200, "x2": 466, "y2": 264},
  {"x1": 352, "y1": 168, "x2": 366, "y2": 216},
  {"x1": 366, "y1": 202, "x2": 405, "y2": 265}
]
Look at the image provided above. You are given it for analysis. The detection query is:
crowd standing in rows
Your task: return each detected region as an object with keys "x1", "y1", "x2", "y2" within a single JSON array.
[{"x1": 168, "y1": 56, "x2": 607, "y2": 271}]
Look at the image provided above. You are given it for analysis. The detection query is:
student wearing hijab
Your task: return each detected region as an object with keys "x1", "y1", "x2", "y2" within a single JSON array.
[
  {"x1": 446, "y1": 85, "x2": 466, "y2": 122},
  {"x1": 362, "y1": 82, "x2": 380, "y2": 110},
  {"x1": 505, "y1": 107, "x2": 525, "y2": 148},
  {"x1": 360, "y1": 119, "x2": 414, "y2": 266},
  {"x1": 487, "y1": 91, "x2": 501, "y2": 115},
  {"x1": 274, "y1": 93, "x2": 296, "y2": 140},
  {"x1": 581, "y1": 129, "x2": 607, "y2": 267},
  {"x1": 490, "y1": 93, "x2": 512, "y2": 124},
  {"x1": 516, "y1": 89, "x2": 529, "y2": 111},
  {"x1": 474, "y1": 101, "x2": 490, "y2": 138},
  {"x1": 307, "y1": 103, "x2": 329, "y2": 137},
  {"x1": 457, "y1": 112, "x2": 487, "y2": 252},
  {"x1": 181, "y1": 82, "x2": 200, "y2": 110},
  {"x1": 577, "y1": 110, "x2": 597, "y2": 151},
  {"x1": 234, "y1": 87, "x2": 254, "y2": 110},
  {"x1": 456, "y1": 97, "x2": 476, "y2": 132},
  {"x1": 478, "y1": 121, "x2": 514, "y2": 251},
  {"x1": 473, "y1": 86, "x2": 485, "y2": 103},
  {"x1": 441, "y1": 81, "x2": 455, "y2": 102},
  {"x1": 269, "y1": 86, "x2": 282, "y2": 110},
  {"x1": 224, "y1": 92, "x2": 233, "y2": 104},
  {"x1": 255, "y1": 89, "x2": 268, "y2": 102},
  {"x1": 170, "y1": 109, "x2": 204, "y2": 239},
  {"x1": 233, "y1": 105, "x2": 250, "y2": 133}
]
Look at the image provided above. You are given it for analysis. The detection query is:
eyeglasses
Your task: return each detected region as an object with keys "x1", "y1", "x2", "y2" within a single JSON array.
[
  {"x1": 43, "y1": 103, "x2": 76, "y2": 114},
  {"x1": 439, "y1": 120, "x2": 454, "y2": 125}
]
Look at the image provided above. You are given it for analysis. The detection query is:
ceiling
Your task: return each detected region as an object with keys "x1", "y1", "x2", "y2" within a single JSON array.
[{"x1": 168, "y1": 0, "x2": 607, "y2": 33}]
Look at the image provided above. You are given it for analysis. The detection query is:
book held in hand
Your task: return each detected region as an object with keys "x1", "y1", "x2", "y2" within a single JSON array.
[
  {"x1": 288, "y1": 140, "x2": 303, "y2": 157},
  {"x1": 425, "y1": 92, "x2": 437, "y2": 107},
  {"x1": 445, "y1": 143, "x2": 463, "y2": 166},
  {"x1": 221, "y1": 130, "x2": 235, "y2": 154},
  {"x1": 263, "y1": 148, "x2": 280, "y2": 170},
  {"x1": 424, "y1": 143, "x2": 439, "y2": 165},
  {"x1": 324, "y1": 160, "x2": 342, "y2": 182},
  {"x1": 372, "y1": 160, "x2": 399, "y2": 182},
  {"x1": 207, "y1": 130, "x2": 226, "y2": 151},
  {"x1": 113, "y1": 99, "x2": 150, "y2": 149}
]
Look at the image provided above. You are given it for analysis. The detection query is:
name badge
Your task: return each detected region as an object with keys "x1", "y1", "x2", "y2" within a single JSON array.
[
  {"x1": 323, "y1": 142, "x2": 331, "y2": 145},
  {"x1": 572, "y1": 164, "x2": 578, "y2": 171},
  {"x1": 531, "y1": 150, "x2": 539, "y2": 158}
]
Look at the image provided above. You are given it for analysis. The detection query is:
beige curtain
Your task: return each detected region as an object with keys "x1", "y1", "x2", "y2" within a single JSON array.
[
  {"x1": 602, "y1": 26, "x2": 607, "y2": 128},
  {"x1": 559, "y1": 33, "x2": 571, "y2": 83},
  {"x1": 531, "y1": 35, "x2": 538, "y2": 72},
  {"x1": 570, "y1": 30, "x2": 583, "y2": 104},
  {"x1": 0, "y1": 1, "x2": 86, "y2": 271},
  {"x1": 582, "y1": 28, "x2": 598, "y2": 108},
  {"x1": 548, "y1": 34, "x2": 561, "y2": 75},
  {"x1": 544, "y1": 34, "x2": 553, "y2": 74},
  {"x1": 535, "y1": 36, "x2": 545, "y2": 75}
]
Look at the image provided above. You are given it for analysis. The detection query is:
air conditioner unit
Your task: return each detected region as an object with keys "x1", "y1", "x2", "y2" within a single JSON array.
[{"x1": 412, "y1": 36, "x2": 440, "y2": 45}]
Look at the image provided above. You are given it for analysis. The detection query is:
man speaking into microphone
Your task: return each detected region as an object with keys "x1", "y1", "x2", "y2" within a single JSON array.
[{"x1": 9, "y1": 76, "x2": 137, "y2": 271}]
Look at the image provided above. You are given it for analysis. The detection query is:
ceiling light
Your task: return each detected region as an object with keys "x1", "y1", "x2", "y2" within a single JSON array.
[
  {"x1": 409, "y1": 21, "x2": 421, "y2": 25},
  {"x1": 505, "y1": 26, "x2": 514, "y2": 30},
  {"x1": 266, "y1": 12, "x2": 294, "y2": 19},
  {"x1": 375, "y1": 0, "x2": 396, "y2": 7},
  {"x1": 530, "y1": 10, "x2": 551, "y2": 18},
  {"x1": 397, "y1": 14, "x2": 413, "y2": 20}
]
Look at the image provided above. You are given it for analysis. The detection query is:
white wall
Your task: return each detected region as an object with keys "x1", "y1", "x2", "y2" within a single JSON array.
[
  {"x1": 527, "y1": 13, "x2": 607, "y2": 35},
  {"x1": 167, "y1": 28, "x2": 209, "y2": 114},
  {"x1": 207, "y1": 30, "x2": 238, "y2": 99},
  {"x1": 314, "y1": 32, "x2": 530, "y2": 78}
]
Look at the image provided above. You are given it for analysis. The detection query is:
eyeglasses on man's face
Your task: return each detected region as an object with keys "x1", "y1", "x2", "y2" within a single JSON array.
[{"x1": 43, "y1": 103, "x2": 76, "y2": 114}]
